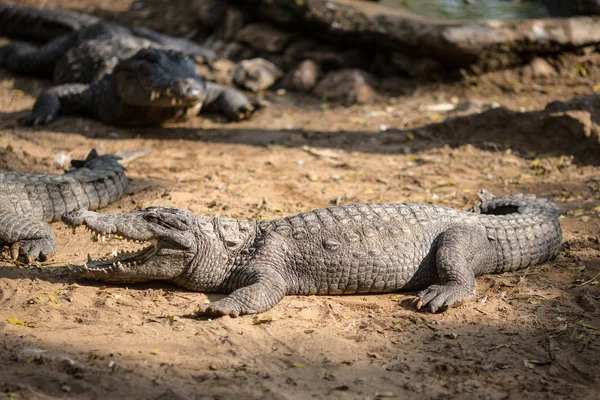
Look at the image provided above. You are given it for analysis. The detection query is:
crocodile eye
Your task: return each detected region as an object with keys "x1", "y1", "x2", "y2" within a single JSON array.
[{"x1": 145, "y1": 215, "x2": 159, "y2": 223}]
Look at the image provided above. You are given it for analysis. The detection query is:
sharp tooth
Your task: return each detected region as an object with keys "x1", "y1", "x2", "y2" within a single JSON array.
[
  {"x1": 72, "y1": 227, "x2": 77, "y2": 235},
  {"x1": 83, "y1": 262, "x2": 88, "y2": 269},
  {"x1": 101, "y1": 235, "x2": 106, "y2": 243},
  {"x1": 87, "y1": 254, "x2": 93, "y2": 262}
]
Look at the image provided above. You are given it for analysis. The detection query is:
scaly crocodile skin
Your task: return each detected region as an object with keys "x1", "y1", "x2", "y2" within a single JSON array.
[{"x1": 0, "y1": 150, "x2": 126, "y2": 261}]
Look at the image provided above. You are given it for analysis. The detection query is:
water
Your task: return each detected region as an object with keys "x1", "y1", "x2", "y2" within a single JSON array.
[{"x1": 380, "y1": 0, "x2": 551, "y2": 21}]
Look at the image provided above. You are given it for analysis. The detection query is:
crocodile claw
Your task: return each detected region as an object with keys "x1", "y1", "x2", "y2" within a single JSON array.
[
  {"x1": 416, "y1": 284, "x2": 473, "y2": 313},
  {"x1": 196, "y1": 302, "x2": 240, "y2": 318},
  {"x1": 18, "y1": 113, "x2": 55, "y2": 126},
  {"x1": 10, "y1": 238, "x2": 56, "y2": 263}
]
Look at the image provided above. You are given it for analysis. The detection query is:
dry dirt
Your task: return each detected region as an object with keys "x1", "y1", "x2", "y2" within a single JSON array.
[{"x1": 1, "y1": 1, "x2": 600, "y2": 399}]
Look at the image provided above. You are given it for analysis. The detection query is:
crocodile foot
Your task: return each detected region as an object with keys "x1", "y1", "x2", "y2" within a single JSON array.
[
  {"x1": 415, "y1": 284, "x2": 474, "y2": 313},
  {"x1": 226, "y1": 101, "x2": 257, "y2": 122},
  {"x1": 18, "y1": 113, "x2": 56, "y2": 126},
  {"x1": 196, "y1": 300, "x2": 241, "y2": 318},
  {"x1": 10, "y1": 237, "x2": 56, "y2": 263}
]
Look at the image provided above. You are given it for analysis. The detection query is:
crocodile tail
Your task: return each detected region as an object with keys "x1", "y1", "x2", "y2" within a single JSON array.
[
  {"x1": 0, "y1": 4, "x2": 99, "y2": 43},
  {"x1": 62, "y1": 150, "x2": 128, "y2": 213},
  {"x1": 471, "y1": 191, "x2": 560, "y2": 219},
  {"x1": 472, "y1": 191, "x2": 562, "y2": 273}
]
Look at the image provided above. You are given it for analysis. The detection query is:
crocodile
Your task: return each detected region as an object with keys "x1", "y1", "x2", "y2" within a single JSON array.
[
  {"x1": 0, "y1": 149, "x2": 128, "y2": 262},
  {"x1": 61, "y1": 190, "x2": 562, "y2": 316},
  {"x1": 0, "y1": 5, "x2": 256, "y2": 126}
]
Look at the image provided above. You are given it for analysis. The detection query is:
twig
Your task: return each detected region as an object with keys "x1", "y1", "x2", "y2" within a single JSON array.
[{"x1": 574, "y1": 272, "x2": 600, "y2": 287}]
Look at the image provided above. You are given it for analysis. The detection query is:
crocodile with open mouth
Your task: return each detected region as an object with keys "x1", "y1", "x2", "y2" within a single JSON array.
[
  {"x1": 61, "y1": 190, "x2": 562, "y2": 316},
  {"x1": 0, "y1": 4, "x2": 256, "y2": 126}
]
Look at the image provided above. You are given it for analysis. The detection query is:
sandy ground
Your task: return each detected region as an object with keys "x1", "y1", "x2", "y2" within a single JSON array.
[{"x1": 1, "y1": 1, "x2": 600, "y2": 399}]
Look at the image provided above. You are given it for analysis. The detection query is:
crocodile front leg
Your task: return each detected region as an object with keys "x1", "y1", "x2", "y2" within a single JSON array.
[
  {"x1": 0, "y1": 208, "x2": 56, "y2": 262},
  {"x1": 202, "y1": 82, "x2": 256, "y2": 121},
  {"x1": 197, "y1": 266, "x2": 287, "y2": 317},
  {"x1": 19, "y1": 83, "x2": 90, "y2": 125},
  {"x1": 416, "y1": 225, "x2": 495, "y2": 313}
]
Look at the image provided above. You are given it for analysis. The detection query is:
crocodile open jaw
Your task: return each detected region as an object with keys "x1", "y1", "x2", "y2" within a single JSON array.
[{"x1": 74, "y1": 225, "x2": 159, "y2": 273}]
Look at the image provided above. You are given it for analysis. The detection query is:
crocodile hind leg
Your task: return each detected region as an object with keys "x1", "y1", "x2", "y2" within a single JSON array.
[
  {"x1": 197, "y1": 267, "x2": 287, "y2": 317},
  {"x1": 0, "y1": 209, "x2": 56, "y2": 262},
  {"x1": 0, "y1": 34, "x2": 75, "y2": 78},
  {"x1": 202, "y1": 82, "x2": 257, "y2": 121},
  {"x1": 416, "y1": 225, "x2": 494, "y2": 313}
]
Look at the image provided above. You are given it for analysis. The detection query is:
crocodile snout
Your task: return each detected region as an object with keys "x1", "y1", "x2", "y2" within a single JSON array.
[{"x1": 170, "y1": 78, "x2": 205, "y2": 101}]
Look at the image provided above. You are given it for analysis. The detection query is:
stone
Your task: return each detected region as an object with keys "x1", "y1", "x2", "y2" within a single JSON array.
[
  {"x1": 236, "y1": 23, "x2": 291, "y2": 53},
  {"x1": 227, "y1": 0, "x2": 600, "y2": 71},
  {"x1": 283, "y1": 39, "x2": 319, "y2": 67},
  {"x1": 233, "y1": 58, "x2": 284, "y2": 92},
  {"x1": 378, "y1": 76, "x2": 416, "y2": 96},
  {"x1": 192, "y1": 0, "x2": 227, "y2": 29},
  {"x1": 529, "y1": 57, "x2": 556, "y2": 78},
  {"x1": 196, "y1": 59, "x2": 237, "y2": 86},
  {"x1": 282, "y1": 60, "x2": 320, "y2": 92},
  {"x1": 390, "y1": 53, "x2": 443, "y2": 79},
  {"x1": 314, "y1": 69, "x2": 377, "y2": 105},
  {"x1": 223, "y1": 7, "x2": 247, "y2": 40},
  {"x1": 222, "y1": 42, "x2": 255, "y2": 61}
]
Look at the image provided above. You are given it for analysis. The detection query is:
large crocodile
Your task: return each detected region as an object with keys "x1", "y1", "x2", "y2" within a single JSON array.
[
  {"x1": 0, "y1": 4, "x2": 255, "y2": 126},
  {"x1": 0, "y1": 149, "x2": 128, "y2": 262},
  {"x1": 61, "y1": 190, "x2": 562, "y2": 316}
]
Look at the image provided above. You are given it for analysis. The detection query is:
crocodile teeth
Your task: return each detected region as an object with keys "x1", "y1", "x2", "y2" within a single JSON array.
[
  {"x1": 72, "y1": 227, "x2": 77, "y2": 235},
  {"x1": 87, "y1": 254, "x2": 93, "y2": 262}
]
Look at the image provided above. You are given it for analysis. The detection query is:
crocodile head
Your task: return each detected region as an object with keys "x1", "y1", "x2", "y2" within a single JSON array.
[
  {"x1": 61, "y1": 207, "x2": 198, "y2": 283},
  {"x1": 112, "y1": 48, "x2": 206, "y2": 109}
]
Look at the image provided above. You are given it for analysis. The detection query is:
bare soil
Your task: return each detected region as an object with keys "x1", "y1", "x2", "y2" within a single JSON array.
[{"x1": 1, "y1": 1, "x2": 599, "y2": 399}]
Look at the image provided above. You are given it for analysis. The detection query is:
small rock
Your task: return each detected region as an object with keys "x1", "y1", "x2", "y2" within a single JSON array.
[
  {"x1": 207, "y1": 39, "x2": 226, "y2": 53},
  {"x1": 283, "y1": 39, "x2": 319, "y2": 67},
  {"x1": 196, "y1": 59, "x2": 236, "y2": 86},
  {"x1": 577, "y1": 293, "x2": 597, "y2": 312},
  {"x1": 378, "y1": 76, "x2": 416, "y2": 96},
  {"x1": 391, "y1": 52, "x2": 443, "y2": 79},
  {"x1": 282, "y1": 60, "x2": 320, "y2": 92},
  {"x1": 304, "y1": 48, "x2": 345, "y2": 69},
  {"x1": 53, "y1": 153, "x2": 71, "y2": 168},
  {"x1": 222, "y1": 42, "x2": 255, "y2": 61},
  {"x1": 192, "y1": 0, "x2": 227, "y2": 29},
  {"x1": 233, "y1": 58, "x2": 283, "y2": 92},
  {"x1": 314, "y1": 69, "x2": 376, "y2": 105},
  {"x1": 223, "y1": 7, "x2": 247, "y2": 40},
  {"x1": 236, "y1": 23, "x2": 291, "y2": 53},
  {"x1": 530, "y1": 57, "x2": 556, "y2": 78}
]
